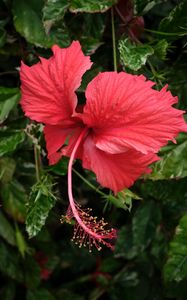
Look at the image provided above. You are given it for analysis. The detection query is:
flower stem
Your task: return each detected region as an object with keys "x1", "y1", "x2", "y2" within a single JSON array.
[
  {"x1": 68, "y1": 128, "x2": 95, "y2": 235},
  {"x1": 67, "y1": 128, "x2": 117, "y2": 250},
  {"x1": 111, "y1": 7, "x2": 117, "y2": 72},
  {"x1": 147, "y1": 60, "x2": 162, "y2": 88},
  {"x1": 34, "y1": 145, "x2": 41, "y2": 182}
]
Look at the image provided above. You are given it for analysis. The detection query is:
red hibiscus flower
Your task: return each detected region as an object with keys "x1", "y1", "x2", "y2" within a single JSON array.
[{"x1": 20, "y1": 41, "x2": 187, "y2": 251}]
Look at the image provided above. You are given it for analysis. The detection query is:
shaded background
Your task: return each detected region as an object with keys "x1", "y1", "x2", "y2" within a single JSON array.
[{"x1": 0, "y1": 0, "x2": 187, "y2": 299}]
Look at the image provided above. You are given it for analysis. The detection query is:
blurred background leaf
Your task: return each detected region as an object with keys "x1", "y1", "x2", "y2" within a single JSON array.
[
  {"x1": 163, "y1": 213, "x2": 187, "y2": 282},
  {"x1": 0, "y1": 87, "x2": 20, "y2": 123},
  {"x1": 159, "y1": 1, "x2": 187, "y2": 38},
  {"x1": 69, "y1": 0, "x2": 117, "y2": 13}
]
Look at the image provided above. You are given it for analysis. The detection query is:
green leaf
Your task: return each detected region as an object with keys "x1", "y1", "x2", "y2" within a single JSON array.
[
  {"x1": 149, "y1": 140, "x2": 187, "y2": 180},
  {"x1": 159, "y1": 1, "x2": 187, "y2": 39},
  {"x1": 81, "y1": 37, "x2": 103, "y2": 55},
  {"x1": 119, "y1": 38, "x2": 154, "y2": 71},
  {"x1": 115, "y1": 211, "x2": 167, "y2": 267},
  {"x1": 80, "y1": 14, "x2": 105, "y2": 54},
  {"x1": 153, "y1": 39, "x2": 169, "y2": 60},
  {"x1": 140, "y1": 179, "x2": 187, "y2": 231},
  {"x1": 134, "y1": 0, "x2": 162, "y2": 15},
  {"x1": 47, "y1": 22, "x2": 70, "y2": 48},
  {"x1": 15, "y1": 225, "x2": 29, "y2": 257},
  {"x1": 1, "y1": 180, "x2": 27, "y2": 222},
  {"x1": 69, "y1": 0, "x2": 117, "y2": 13},
  {"x1": 82, "y1": 14, "x2": 106, "y2": 39},
  {"x1": 27, "y1": 289, "x2": 55, "y2": 300},
  {"x1": 48, "y1": 157, "x2": 69, "y2": 176},
  {"x1": 0, "y1": 157, "x2": 16, "y2": 183},
  {"x1": 0, "y1": 211, "x2": 16, "y2": 246},
  {"x1": 66, "y1": 13, "x2": 105, "y2": 55},
  {"x1": 42, "y1": 0, "x2": 69, "y2": 29},
  {"x1": 106, "y1": 189, "x2": 141, "y2": 211},
  {"x1": 26, "y1": 174, "x2": 57, "y2": 238},
  {"x1": 42, "y1": 0, "x2": 71, "y2": 48},
  {"x1": 114, "y1": 269, "x2": 139, "y2": 288},
  {"x1": 0, "y1": 129, "x2": 25, "y2": 157},
  {"x1": 132, "y1": 201, "x2": 161, "y2": 251},
  {"x1": 0, "y1": 87, "x2": 20, "y2": 123},
  {"x1": 166, "y1": 55, "x2": 187, "y2": 110},
  {"x1": 12, "y1": 0, "x2": 49, "y2": 47},
  {"x1": 12, "y1": 0, "x2": 70, "y2": 48},
  {"x1": 115, "y1": 226, "x2": 138, "y2": 259},
  {"x1": 164, "y1": 213, "x2": 187, "y2": 282},
  {"x1": 0, "y1": 242, "x2": 24, "y2": 282}
]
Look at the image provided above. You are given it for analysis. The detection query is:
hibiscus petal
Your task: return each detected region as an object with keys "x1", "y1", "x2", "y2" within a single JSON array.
[
  {"x1": 82, "y1": 72, "x2": 187, "y2": 154},
  {"x1": 82, "y1": 135, "x2": 159, "y2": 193},
  {"x1": 20, "y1": 41, "x2": 92, "y2": 125},
  {"x1": 44, "y1": 124, "x2": 84, "y2": 165}
]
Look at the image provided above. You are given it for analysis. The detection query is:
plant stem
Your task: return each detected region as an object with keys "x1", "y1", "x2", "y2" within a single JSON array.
[
  {"x1": 144, "y1": 28, "x2": 187, "y2": 36},
  {"x1": 111, "y1": 7, "x2": 117, "y2": 72},
  {"x1": 72, "y1": 168, "x2": 106, "y2": 198},
  {"x1": 34, "y1": 145, "x2": 41, "y2": 182},
  {"x1": 147, "y1": 60, "x2": 162, "y2": 87}
]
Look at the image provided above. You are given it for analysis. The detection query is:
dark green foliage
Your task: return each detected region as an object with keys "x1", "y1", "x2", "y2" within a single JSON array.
[
  {"x1": 27, "y1": 289, "x2": 55, "y2": 300},
  {"x1": 164, "y1": 213, "x2": 187, "y2": 282},
  {"x1": 0, "y1": 0, "x2": 187, "y2": 299},
  {"x1": 0, "y1": 130, "x2": 25, "y2": 156},
  {"x1": 148, "y1": 139, "x2": 187, "y2": 180},
  {"x1": 0, "y1": 211, "x2": 16, "y2": 246},
  {"x1": 69, "y1": 0, "x2": 117, "y2": 13},
  {"x1": 0, "y1": 87, "x2": 20, "y2": 123},
  {"x1": 134, "y1": 0, "x2": 163, "y2": 15},
  {"x1": 159, "y1": 1, "x2": 187, "y2": 37}
]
